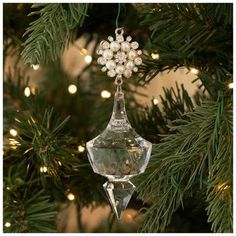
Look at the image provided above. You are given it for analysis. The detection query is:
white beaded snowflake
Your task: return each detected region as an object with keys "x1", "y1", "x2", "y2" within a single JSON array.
[{"x1": 97, "y1": 28, "x2": 142, "y2": 78}]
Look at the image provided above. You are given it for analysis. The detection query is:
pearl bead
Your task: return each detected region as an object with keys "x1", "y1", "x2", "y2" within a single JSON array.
[
  {"x1": 131, "y1": 41, "x2": 139, "y2": 49},
  {"x1": 126, "y1": 36, "x2": 132, "y2": 42},
  {"x1": 108, "y1": 36, "x2": 114, "y2": 42},
  {"x1": 110, "y1": 41, "x2": 120, "y2": 52},
  {"x1": 96, "y1": 49, "x2": 103, "y2": 55},
  {"x1": 97, "y1": 57, "x2": 106, "y2": 65},
  {"x1": 103, "y1": 49, "x2": 113, "y2": 60},
  {"x1": 101, "y1": 41, "x2": 110, "y2": 49},
  {"x1": 101, "y1": 66, "x2": 107, "y2": 72},
  {"x1": 115, "y1": 65, "x2": 125, "y2": 74},
  {"x1": 106, "y1": 60, "x2": 116, "y2": 70},
  {"x1": 116, "y1": 35, "x2": 124, "y2": 42},
  {"x1": 133, "y1": 67, "x2": 138, "y2": 72},
  {"x1": 126, "y1": 61, "x2": 135, "y2": 70},
  {"x1": 124, "y1": 69, "x2": 132, "y2": 78},
  {"x1": 137, "y1": 50, "x2": 142, "y2": 55},
  {"x1": 134, "y1": 57, "x2": 142, "y2": 65},
  {"x1": 121, "y1": 42, "x2": 130, "y2": 52},
  {"x1": 128, "y1": 50, "x2": 137, "y2": 60},
  {"x1": 107, "y1": 70, "x2": 116, "y2": 77}
]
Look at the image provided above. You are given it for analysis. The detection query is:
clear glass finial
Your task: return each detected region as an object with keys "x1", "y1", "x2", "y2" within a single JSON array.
[{"x1": 86, "y1": 85, "x2": 152, "y2": 218}]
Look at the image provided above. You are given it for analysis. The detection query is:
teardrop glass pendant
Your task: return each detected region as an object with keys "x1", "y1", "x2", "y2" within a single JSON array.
[{"x1": 86, "y1": 85, "x2": 152, "y2": 219}]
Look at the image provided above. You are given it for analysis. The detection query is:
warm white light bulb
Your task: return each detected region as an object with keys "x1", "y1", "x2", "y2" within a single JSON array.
[
  {"x1": 153, "y1": 98, "x2": 159, "y2": 105},
  {"x1": 68, "y1": 84, "x2": 77, "y2": 94},
  {"x1": 84, "y1": 55, "x2": 92, "y2": 64},
  {"x1": 190, "y1": 68, "x2": 199, "y2": 75},
  {"x1": 101, "y1": 90, "x2": 111, "y2": 98},
  {"x1": 9, "y1": 129, "x2": 18, "y2": 137},
  {"x1": 67, "y1": 193, "x2": 75, "y2": 201},
  {"x1": 80, "y1": 48, "x2": 88, "y2": 55},
  {"x1": 78, "y1": 145, "x2": 85, "y2": 153},
  {"x1": 24, "y1": 87, "x2": 31, "y2": 97},
  {"x1": 151, "y1": 53, "x2": 160, "y2": 60},
  {"x1": 32, "y1": 64, "x2": 40, "y2": 70},
  {"x1": 9, "y1": 138, "x2": 20, "y2": 149},
  {"x1": 40, "y1": 166, "x2": 47, "y2": 173},
  {"x1": 228, "y1": 82, "x2": 233, "y2": 89},
  {"x1": 5, "y1": 222, "x2": 11, "y2": 228}
]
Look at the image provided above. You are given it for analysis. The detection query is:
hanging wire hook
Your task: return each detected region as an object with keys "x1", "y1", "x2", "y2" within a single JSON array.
[{"x1": 115, "y1": 3, "x2": 121, "y2": 29}]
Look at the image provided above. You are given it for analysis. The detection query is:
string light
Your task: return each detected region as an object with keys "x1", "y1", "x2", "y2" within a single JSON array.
[
  {"x1": 101, "y1": 90, "x2": 111, "y2": 98},
  {"x1": 68, "y1": 84, "x2": 77, "y2": 94},
  {"x1": 9, "y1": 138, "x2": 20, "y2": 149},
  {"x1": 151, "y1": 53, "x2": 160, "y2": 60},
  {"x1": 190, "y1": 67, "x2": 199, "y2": 75},
  {"x1": 79, "y1": 48, "x2": 88, "y2": 55},
  {"x1": 228, "y1": 82, "x2": 233, "y2": 89},
  {"x1": 84, "y1": 55, "x2": 92, "y2": 64},
  {"x1": 217, "y1": 182, "x2": 230, "y2": 191},
  {"x1": 9, "y1": 129, "x2": 18, "y2": 137},
  {"x1": 125, "y1": 213, "x2": 133, "y2": 221},
  {"x1": 153, "y1": 98, "x2": 159, "y2": 105},
  {"x1": 67, "y1": 193, "x2": 75, "y2": 201},
  {"x1": 31, "y1": 87, "x2": 37, "y2": 95},
  {"x1": 24, "y1": 87, "x2": 31, "y2": 97},
  {"x1": 40, "y1": 166, "x2": 48, "y2": 173},
  {"x1": 78, "y1": 145, "x2": 85, "y2": 153},
  {"x1": 5, "y1": 222, "x2": 11, "y2": 228},
  {"x1": 58, "y1": 161, "x2": 62, "y2": 166},
  {"x1": 32, "y1": 64, "x2": 40, "y2": 70}
]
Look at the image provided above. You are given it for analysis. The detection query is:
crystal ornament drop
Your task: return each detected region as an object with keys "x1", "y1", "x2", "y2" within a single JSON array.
[{"x1": 87, "y1": 28, "x2": 152, "y2": 219}]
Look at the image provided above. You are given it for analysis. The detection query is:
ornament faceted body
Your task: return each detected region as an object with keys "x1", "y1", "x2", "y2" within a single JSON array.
[{"x1": 86, "y1": 88, "x2": 152, "y2": 218}]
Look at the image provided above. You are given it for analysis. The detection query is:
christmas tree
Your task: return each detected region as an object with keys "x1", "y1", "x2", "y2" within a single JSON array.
[{"x1": 3, "y1": 3, "x2": 233, "y2": 233}]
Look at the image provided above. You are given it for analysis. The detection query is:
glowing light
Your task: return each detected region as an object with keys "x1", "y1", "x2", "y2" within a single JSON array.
[
  {"x1": 9, "y1": 129, "x2": 18, "y2": 137},
  {"x1": 5, "y1": 222, "x2": 11, "y2": 228},
  {"x1": 40, "y1": 166, "x2": 48, "y2": 173},
  {"x1": 84, "y1": 55, "x2": 92, "y2": 64},
  {"x1": 32, "y1": 64, "x2": 40, "y2": 70},
  {"x1": 190, "y1": 68, "x2": 199, "y2": 75},
  {"x1": 153, "y1": 98, "x2": 159, "y2": 105},
  {"x1": 125, "y1": 213, "x2": 133, "y2": 221},
  {"x1": 101, "y1": 90, "x2": 111, "y2": 98},
  {"x1": 78, "y1": 145, "x2": 85, "y2": 153},
  {"x1": 67, "y1": 193, "x2": 75, "y2": 201},
  {"x1": 217, "y1": 182, "x2": 230, "y2": 191},
  {"x1": 31, "y1": 87, "x2": 37, "y2": 95},
  {"x1": 228, "y1": 82, "x2": 233, "y2": 89},
  {"x1": 68, "y1": 84, "x2": 77, "y2": 94},
  {"x1": 151, "y1": 53, "x2": 160, "y2": 60},
  {"x1": 9, "y1": 138, "x2": 20, "y2": 149},
  {"x1": 24, "y1": 87, "x2": 31, "y2": 97},
  {"x1": 58, "y1": 161, "x2": 62, "y2": 166},
  {"x1": 6, "y1": 186, "x2": 10, "y2": 190},
  {"x1": 80, "y1": 48, "x2": 88, "y2": 55}
]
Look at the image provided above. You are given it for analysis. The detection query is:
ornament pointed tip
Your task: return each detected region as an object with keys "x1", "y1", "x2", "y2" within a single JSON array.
[{"x1": 103, "y1": 180, "x2": 135, "y2": 219}]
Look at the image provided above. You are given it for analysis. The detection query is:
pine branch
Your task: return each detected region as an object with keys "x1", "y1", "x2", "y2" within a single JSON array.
[
  {"x1": 5, "y1": 104, "x2": 80, "y2": 185},
  {"x1": 138, "y1": 3, "x2": 232, "y2": 94},
  {"x1": 206, "y1": 99, "x2": 232, "y2": 232},
  {"x1": 134, "y1": 97, "x2": 232, "y2": 233},
  {"x1": 4, "y1": 164, "x2": 57, "y2": 233},
  {"x1": 128, "y1": 82, "x2": 206, "y2": 143},
  {"x1": 21, "y1": 3, "x2": 91, "y2": 65}
]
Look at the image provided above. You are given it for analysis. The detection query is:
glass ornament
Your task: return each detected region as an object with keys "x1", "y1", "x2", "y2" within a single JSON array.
[{"x1": 86, "y1": 28, "x2": 152, "y2": 219}]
